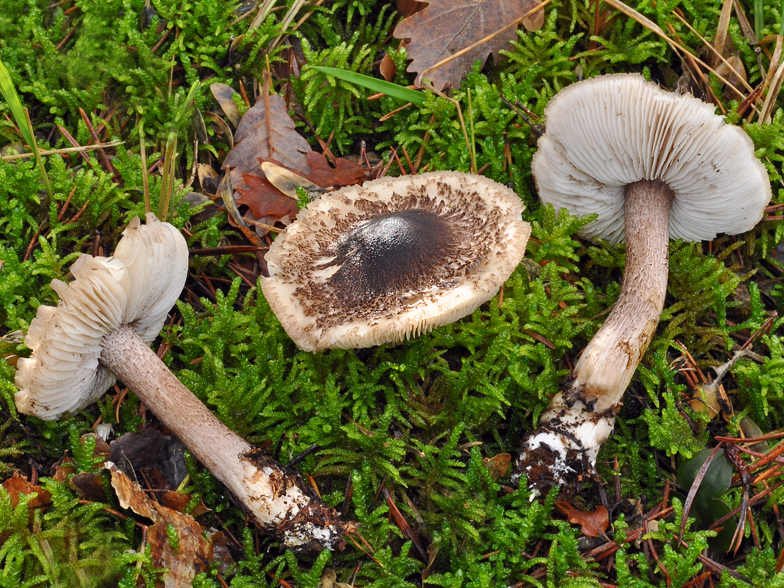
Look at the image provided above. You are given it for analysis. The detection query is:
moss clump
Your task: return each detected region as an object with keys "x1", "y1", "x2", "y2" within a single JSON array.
[{"x1": 1, "y1": 0, "x2": 784, "y2": 585}]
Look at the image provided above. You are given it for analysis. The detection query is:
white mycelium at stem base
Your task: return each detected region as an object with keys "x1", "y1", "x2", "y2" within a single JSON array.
[
  {"x1": 15, "y1": 213, "x2": 348, "y2": 550},
  {"x1": 514, "y1": 74, "x2": 771, "y2": 491}
]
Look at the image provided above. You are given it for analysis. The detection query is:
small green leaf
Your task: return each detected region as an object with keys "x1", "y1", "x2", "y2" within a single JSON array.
[
  {"x1": 677, "y1": 448, "x2": 733, "y2": 501},
  {"x1": 308, "y1": 65, "x2": 426, "y2": 106},
  {"x1": 0, "y1": 57, "x2": 53, "y2": 201},
  {"x1": 0, "y1": 59, "x2": 34, "y2": 148}
]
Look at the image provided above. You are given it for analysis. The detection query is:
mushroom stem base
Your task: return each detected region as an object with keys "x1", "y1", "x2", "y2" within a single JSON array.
[
  {"x1": 100, "y1": 325, "x2": 350, "y2": 550},
  {"x1": 515, "y1": 179, "x2": 673, "y2": 493}
]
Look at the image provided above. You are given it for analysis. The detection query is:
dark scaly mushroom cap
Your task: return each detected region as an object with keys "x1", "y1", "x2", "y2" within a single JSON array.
[{"x1": 261, "y1": 171, "x2": 530, "y2": 351}]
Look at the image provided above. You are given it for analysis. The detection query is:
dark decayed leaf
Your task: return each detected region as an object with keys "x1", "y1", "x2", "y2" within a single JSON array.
[
  {"x1": 677, "y1": 448, "x2": 733, "y2": 502},
  {"x1": 393, "y1": 0, "x2": 543, "y2": 90},
  {"x1": 677, "y1": 448, "x2": 738, "y2": 551},
  {"x1": 70, "y1": 473, "x2": 107, "y2": 501},
  {"x1": 111, "y1": 430, "x2": 189, "y2": 489}
]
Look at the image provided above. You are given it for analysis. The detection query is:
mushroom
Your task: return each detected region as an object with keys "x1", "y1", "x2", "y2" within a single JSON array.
[
  {"x1": 15, "y1": 213, "x2": 350, "y2": 550},
  {"x1": 514, "y1": 74, "x2": 770, "y2": 491},
  {"x1": 261, "y1": 171, "x2": 531, "y2": 351}
]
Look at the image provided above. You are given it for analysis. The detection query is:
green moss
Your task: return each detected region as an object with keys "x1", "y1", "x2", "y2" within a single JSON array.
[{"x1": 2, "y1": 0, "x2": 784, "y2": 585}]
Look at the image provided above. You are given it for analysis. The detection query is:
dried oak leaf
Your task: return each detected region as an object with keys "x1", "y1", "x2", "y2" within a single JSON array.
[
  {"x1": 393, "y1": 0, "x2": 543, "y2": 90},
  {"x1": 223, "y1": 91, "x2": 311, "y2": 193},
  {"x1": 299, "y1": 151, "x2": 365, "y2": 189},
  {"x1": 109, "y1": 464, "x2": 215, "y2": 588},
  {"x1": 236, "y1": 152, "x2": 364, "y2": 233},
  {"x1": 555, "y1": 501, "x2": 609, "y2": 538},
  {"x1": 235, "y1": 167, "x2": 300, "y2": 223},
  {"x1": 2, "y1": 472, "x2": 51, "y2": 509},
  {"x1": 482, "y1": 453, "x2": 511, "y2": 480}
]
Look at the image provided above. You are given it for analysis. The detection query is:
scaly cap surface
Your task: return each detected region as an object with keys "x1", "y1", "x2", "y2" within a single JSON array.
[{"x1": 261, "y1": 172, "x2": 530, "y2": 351}]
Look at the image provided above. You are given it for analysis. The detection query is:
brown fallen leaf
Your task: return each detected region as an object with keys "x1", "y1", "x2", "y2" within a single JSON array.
[
  {"x1": 397, "y1": 0, "x2": 426, "y2": 17},
  {"x1": 210, "y1": 83, "x2": 241, "y2": 127},
  {"x1": 235, "y1": 169, "x2": 300, "y2": 222},
  {"x1": 380, "y1": 52, "x2": 398, "y2": 81},
  {"x1": 221, "y1": 69, "x2": 366, "y2": 237},
  {"x1": 393, "y1": 0, "x2": 543, "y2": 90},
  {"x1": 70, "y1": 472, "x2": 107, "y2": 501},
  {"x1": 223, "y1": 73, "x2": 311, "y2": 194},
  {"x1": 483, "y1": 453, "x2": 512, "y2": 480},
  {"x1": 109, "y1": 463, "x2": 215, "y2": 588},
  {"x1": 51, "y1": 457, "x2": 76, "y2": 482},
  {"x1": 236, "y1": 152, "x2": 365, "y2": 235},
  {"x1": 555, "y1": 501, "x2": 609, "y2": 538},
  {"x1": 299, "y1": 151, "x2": 365, "y2": 190},
  {"x1": 157, "y1": 490, "x2": 210, "y2": 518},
  {"x1": 2, "y1": 472, "x2": 51, "y2": 509},
  {"x1": 714, "y1": 54, "x2": 747, "y2": 100}
]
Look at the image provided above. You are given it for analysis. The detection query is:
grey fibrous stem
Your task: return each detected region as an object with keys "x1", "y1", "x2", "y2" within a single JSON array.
[
  {"x1": 100, "y1": 325, "x2": 349, "y2": 550},
  {"x1": 516, "y1": 180, "x2": 673, "y2": 489}
]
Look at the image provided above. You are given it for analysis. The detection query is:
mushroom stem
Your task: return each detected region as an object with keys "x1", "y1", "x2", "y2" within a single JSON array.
[
  {"x1": 515, "y1": 180, "x2": 673, "y2": 490},
  {"x1": 100, "y1": 325, "x2": 349, "y2": 550},
  {"x1": 573, "y1": 179, "x2": 673, "y2": 407}
]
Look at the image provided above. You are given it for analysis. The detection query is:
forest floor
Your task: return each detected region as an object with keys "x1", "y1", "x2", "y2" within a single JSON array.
[{"x1": 2, "y1": 0, "x2": 784, "y2": 586}]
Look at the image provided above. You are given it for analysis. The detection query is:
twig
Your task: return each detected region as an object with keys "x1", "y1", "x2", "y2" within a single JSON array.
[
  {"x1": 56, "y1": 186, "x2": 77, "y2": 223},
  {"x1": 1, "y1": 140, "x2": 125, "y2": 162}
]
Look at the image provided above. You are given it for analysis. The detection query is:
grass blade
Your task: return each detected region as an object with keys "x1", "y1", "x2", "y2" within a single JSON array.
[
  {"x1": 308, "y1": 65, "x2": 426, "y2": 106},
  {"x1": 0, "y1": 58, "x2": 53, "y2": 202},
  {"x1": 158, "y1": 82, "x2": 200, "y2": 221}
]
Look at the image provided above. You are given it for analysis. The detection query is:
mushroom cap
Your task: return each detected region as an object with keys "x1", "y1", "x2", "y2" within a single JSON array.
[
  {"x1": 532, "y1": 74, "x2": 771, "y2": 244},
  {"x1": 261, "y1": 171, "x2": 530, "y2": 351},
  {"x1": 15, "y1": 213, "x2": 188, "y2": 420}
]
